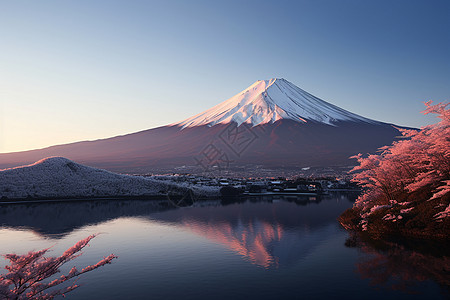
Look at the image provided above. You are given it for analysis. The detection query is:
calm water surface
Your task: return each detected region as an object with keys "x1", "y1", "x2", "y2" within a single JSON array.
[{"x1": 0, "y1": 194, "x2": 447, "y2": 299}]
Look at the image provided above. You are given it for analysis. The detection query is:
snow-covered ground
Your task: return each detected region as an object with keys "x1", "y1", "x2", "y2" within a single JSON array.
[
  {"x1": 0, "y1": 157, "x2": 220, "y2": 200},
  {"x1": 173, "y1": 78, "x2": 380, "y2": 129}
]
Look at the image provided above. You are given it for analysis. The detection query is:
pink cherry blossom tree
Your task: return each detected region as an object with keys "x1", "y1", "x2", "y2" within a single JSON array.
[
  {"x1": 350, "y1": 101, "x2": 449, "y2": 219},
  {"x1": 0, "y1": 235, "x2": 117, "y2": 299}
]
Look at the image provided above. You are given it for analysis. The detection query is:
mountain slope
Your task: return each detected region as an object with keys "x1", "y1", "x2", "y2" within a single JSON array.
[{"x1": 0, "y1": 79, "x2": 404, "y2": 174}]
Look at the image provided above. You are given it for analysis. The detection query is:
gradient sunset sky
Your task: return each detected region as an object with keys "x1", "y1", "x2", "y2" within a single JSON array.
[{"x1": 1, "y1": 0, "x2": 449, "y2": 153}]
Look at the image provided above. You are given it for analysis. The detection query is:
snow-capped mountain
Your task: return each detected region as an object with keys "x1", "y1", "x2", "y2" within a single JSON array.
[
  {"x1": 0, "y1": 79, "x2": 404, "y2": 174},
  {"x1": 174, "y1": 78, "x2": 376, "y2": 128},
  {"x1": 0, "y1": 157, "x2": 219, "y2": 199}
]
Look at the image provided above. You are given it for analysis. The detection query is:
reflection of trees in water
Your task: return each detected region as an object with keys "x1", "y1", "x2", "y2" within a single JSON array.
[
  {"x1": 236, "y1": 192, "x2": 360, "y2": 206},
  {"x1": 345, "y1": 233, "x2": 450, "y2": 296},
  {"x1": 341, "y1": 191, "x2": 359, "y2": 203}
]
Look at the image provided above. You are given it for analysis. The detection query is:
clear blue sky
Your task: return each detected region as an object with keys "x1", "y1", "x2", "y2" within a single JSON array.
[{"x1": 1, "y1": 0, "x2": 449, "y2": 153}]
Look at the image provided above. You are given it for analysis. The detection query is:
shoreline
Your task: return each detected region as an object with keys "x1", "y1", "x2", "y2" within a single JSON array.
[
  {"x1": 0, "y1": 194, "x2": 222, "y2": 205},
  {"x1": 0, "y1": 189, "x2": 361, "y2": 205},
  {"x1": 338, "y1": 206, "x2": 449, "y2": 241}
]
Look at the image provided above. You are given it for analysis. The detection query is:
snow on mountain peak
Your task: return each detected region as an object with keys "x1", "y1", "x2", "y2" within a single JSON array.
[{"x1": 173, "y1": 78, "x2": 378, "y2": 129}]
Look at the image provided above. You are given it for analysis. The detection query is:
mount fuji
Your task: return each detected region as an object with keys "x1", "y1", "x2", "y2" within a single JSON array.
[
  {"x1": 0, "y1": 78, "x2": 403, "y2": 174},
  {"x1": 174, "y1": 78, "x2": 377, "y2": 128}
]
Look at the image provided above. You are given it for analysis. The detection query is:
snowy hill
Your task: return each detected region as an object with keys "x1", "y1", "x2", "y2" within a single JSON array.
[
  {"x1": 0, "y1": 157, "x2": 219, "y2": 200},
  {"x1": 173, "y1": 78, "x2": 378, "y2": 128}
]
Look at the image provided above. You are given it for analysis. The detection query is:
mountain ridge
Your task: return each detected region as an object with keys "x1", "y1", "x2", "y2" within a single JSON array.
[
  {"x1": 173, "y1": 78, "x2": 381, "y2": 129},
  {"x1": 0, "y1": 78, "x2": 404, "y2": 174}
]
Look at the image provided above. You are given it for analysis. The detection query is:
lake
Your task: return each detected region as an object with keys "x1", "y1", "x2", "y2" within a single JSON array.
[{"x1": 0, "y1": 193, "x2": 448, "y2": 299}]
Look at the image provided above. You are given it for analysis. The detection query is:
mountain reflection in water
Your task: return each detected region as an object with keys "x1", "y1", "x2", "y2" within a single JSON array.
[
  {"x1": 0, "y1": 195, "x2": 350, "y2": 268},
  {"x1": 182, "y1": 217, "x2": 284, "y2": 268},
  {"x1": 0, "y1": 193, "x2": 447, "y2": 298},
  {"x1": 163, "y1": 202, "x2": 341, "y2": 268},
  {"x1": 146, "y1": 195, "x2": 356, "y2": 268}
]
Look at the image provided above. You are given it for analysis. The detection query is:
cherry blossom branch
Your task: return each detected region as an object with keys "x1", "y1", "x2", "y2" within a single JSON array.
[{"x1": 0, "y1": 234, "x2": 117, "y2": 299}]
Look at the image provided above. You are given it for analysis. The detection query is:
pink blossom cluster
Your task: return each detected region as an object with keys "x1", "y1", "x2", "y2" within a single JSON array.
[
  {"x1": 351, "y1": 101, "x2": 449, "y2": 220},
  {"x1": 0, "y1": 235, "x2": 117, "y2": 299}
]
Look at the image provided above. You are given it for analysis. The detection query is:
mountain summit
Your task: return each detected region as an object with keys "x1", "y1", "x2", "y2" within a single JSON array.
[
  {"x1": 0, "y1": 78, "x2": 403, "y2": 174},
  {"x1": 174, "y1": 78, "x2": 376, "y2": 128}
]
